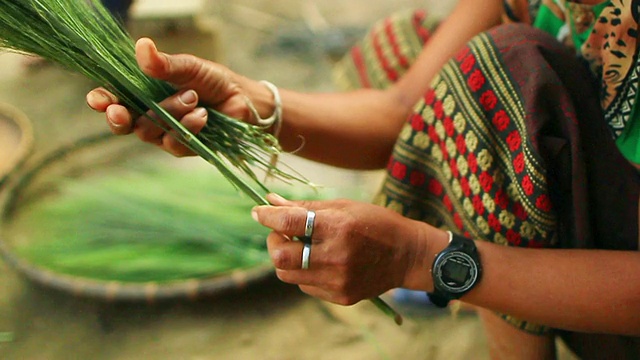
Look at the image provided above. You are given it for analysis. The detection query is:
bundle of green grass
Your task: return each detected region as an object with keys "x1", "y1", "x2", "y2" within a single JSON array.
[
  {"x1": 12, "y1": 166, "x2": 272, "y2": 283},
  {"x1": 0, "y1": 0, "x2": 308, "y2": 204}
]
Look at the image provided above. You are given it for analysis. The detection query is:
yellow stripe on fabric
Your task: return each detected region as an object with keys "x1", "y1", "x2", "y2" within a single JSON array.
[
  {"x1": 438, "y1": 36, "x2": 555, "y2": 228},
  {"x1": 473, "y1": 35, "x2": 548, "y2": 185},
  {"x1": 388, "y1": 12, "x2": 427, "y2": 70},
  {"x1": 389, "y1": 138, "x2": 487, "y2": 240},
  {"x1": 436, "y1": 65, "x2": 521, "y2": 189},
  {"x1": 380, "y1": 177, "x2": 476, "y2": 238},
  {"x1": 363, "y1": 21, "x2": 400, "y2": 89},
  {"x1": 500, "y1": 313, "x2": 551, "y2": 335},
  {"x1": 332, "y1": 10, "x2": 438, "y2": 91},
  {"x1": 376, "y1": 22, "x2": 401, "y2": 76},
  {"x1": 392, "y1": 9, "x2": 430, "y2": 60},
  {"x1": 471, "y1": 35, "x2": 555, "y2": 224},
  {"x1": 375, "y1": 189, "x2": 460, "y2": 234},
  {"x1": 332, "y1": 60, "x2": 362, "y2": 91},
  {"x1": 469, "y1": 46, "x2": 550, "y2": 208},
  {"x1": 396, "y1": 17, "x2": 425, "y2": 60},
  {"x1": 462, "y1": 34, "x2": 555, "y2": 228},
  {"x1": 360, "y1": 23, "x2": 394, "y2": 89}
]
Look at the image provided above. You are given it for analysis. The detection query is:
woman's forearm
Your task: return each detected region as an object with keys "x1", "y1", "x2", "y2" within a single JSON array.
[
  {"x1": 239, "y1": 0, "x2": 504, "y2": 169},
  {"x1": 472, "y1": 242, "x2": 640, "y2": 335},
  {"x1": 391, "y1": 0, "x2": 503, "y2": 108},
  {"x1": 277, "y1": 88, "x2": 406, "y2": 169},
  {"x1": 408, "y1": 227, "x2": 640, "y2": 335}
]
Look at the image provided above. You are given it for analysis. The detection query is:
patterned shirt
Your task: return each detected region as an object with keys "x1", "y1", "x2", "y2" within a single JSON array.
[{"x1": 503, "y1": 0, "x2": 640, "y2": 164}]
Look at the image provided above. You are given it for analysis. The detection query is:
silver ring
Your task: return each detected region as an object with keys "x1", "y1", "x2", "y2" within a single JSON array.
[
  {"x1": 301, "y1": 243, "x2": 311, "y2": 270},
  {"x1": 304, "y1": 210, "x2": 316, "y2": 239}
]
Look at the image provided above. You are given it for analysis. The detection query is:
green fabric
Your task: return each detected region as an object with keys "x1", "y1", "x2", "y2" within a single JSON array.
[
  {"x1": 532, "y1": 5, "x2": 565, "y2": 39},
  {"x1": 531, "y1": 1, "x2": 640, "y2": 164},
  {"x1": 616, "y1": 94, "x2": 640, "y2": 164},
  {"x1": 568, "y1": 1, "x2": 609, "y2": 51},
  {"x1": 533, "y1": 1, "x2": 609, "y2": 51}
]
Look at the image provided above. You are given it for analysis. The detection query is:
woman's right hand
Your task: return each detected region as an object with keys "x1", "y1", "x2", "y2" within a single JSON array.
[{"x1": 86, "y1": 37, "x2": 261, "y2": 157}]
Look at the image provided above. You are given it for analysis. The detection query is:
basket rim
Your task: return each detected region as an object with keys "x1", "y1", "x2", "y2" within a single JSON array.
[
  {"x1": 0, "y1": 133, "x2": 275, "y2": 303},
  {"x1": 0, "y1": 101, "x2": 34, "y2": 186}
]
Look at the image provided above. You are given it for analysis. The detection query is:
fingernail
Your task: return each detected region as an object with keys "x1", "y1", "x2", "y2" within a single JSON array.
[
  {"x1": 87, "y1": 90, "x2": 111, "y2": 106},
  {"x1": 180, "y1": 90, "x2": 197, "y2": 105},
  {"x1": 194, "y1": 107, "x2": 208, "y2": 119},
  {"x1": 251, "y1": 208, "x2": 259, "y2": 222},
  {"x1": 97, "y1": 91, "x2": 114, "y2": 103},
  {"x1": 106, "y1": 107, "x2": 123, "y2": 128}
]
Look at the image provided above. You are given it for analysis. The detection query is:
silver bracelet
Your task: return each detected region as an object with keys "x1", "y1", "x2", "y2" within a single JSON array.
[{"x1": 245, "y1": 80, "x2": 282, "y2": 138}]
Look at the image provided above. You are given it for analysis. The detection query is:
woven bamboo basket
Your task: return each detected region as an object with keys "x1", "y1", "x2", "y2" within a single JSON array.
[
  {"x1": 0, "y1": 102, "x2": 34, "y2": 188},
  {"x1": 0, "y1": 132, "x2": 277, "y2": 303}
]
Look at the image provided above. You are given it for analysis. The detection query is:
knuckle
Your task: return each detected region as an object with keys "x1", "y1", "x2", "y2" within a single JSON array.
[
  {"x1": 329, "y1": 252, "x2": 349, "y2": 268},
  {"x1": 278, "y1": 212, "x2": 300, "y2": 233},
  {"x1": 330, "y1": 210, "x2": 353, "y2": 229},
  {"x1": 271, "y1": 249, "x2": 293, "y2": 269},
  {"x1": 295, "y1": 200, "x2": 314, "y2": 209},
  {"x1": 161, "y1": 97, "x2": 187, "y2": 113},
  {"x1": 340, "y1": 213, "x2": 358, "y2": 230},
  {"x1": 136, "y1": 127, "x2": 160, "y2": 144}
]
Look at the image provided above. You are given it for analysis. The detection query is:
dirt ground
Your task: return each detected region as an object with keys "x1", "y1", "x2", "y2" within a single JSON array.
[{"x1": 0, "y1": 1, "x2": 580, "y2": 359}]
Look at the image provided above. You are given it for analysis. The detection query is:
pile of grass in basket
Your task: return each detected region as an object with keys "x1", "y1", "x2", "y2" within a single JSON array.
[
  {"x1": 0, "y1": 0, "x2": 307, "y2": 205},
  {"x1": 11, "y1": 166, "x2": 273, "y2": 283}
]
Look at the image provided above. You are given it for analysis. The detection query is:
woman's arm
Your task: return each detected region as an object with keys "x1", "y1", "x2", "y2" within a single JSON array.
[
  {"x1": 242, "y1": 0, "x2": 504, "y2": 169},
  {"x1": 467, "y1": 240, "x2": 640, "y2": 335},
  {"x1": 399, "y1": 220, "x2": 640, "y2": 336}
]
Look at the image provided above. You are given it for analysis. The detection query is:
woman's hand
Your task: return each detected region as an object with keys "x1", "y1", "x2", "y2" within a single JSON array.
[
  {"x1": 251, "y1": 194, "x2": 437, "y2": 305},
  {"x1": 86, "y1": 37, "x2": 260, "y2": 157}
]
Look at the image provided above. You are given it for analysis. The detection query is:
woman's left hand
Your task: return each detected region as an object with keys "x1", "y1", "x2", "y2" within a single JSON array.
[{"x1": 251, "y1": 194, "x2": 434, "y2": 305}]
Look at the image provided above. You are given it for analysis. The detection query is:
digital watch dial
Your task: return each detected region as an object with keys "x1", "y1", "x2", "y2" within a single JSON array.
[{"x1": 432, "y1": 251, "x2": 479, "y2": 293}]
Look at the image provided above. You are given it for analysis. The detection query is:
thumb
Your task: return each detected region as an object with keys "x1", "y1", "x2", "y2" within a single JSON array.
[
  {"x1": 135, "y1": 38, "x2": 197, "y2": 86},
  {"x1": 266, "y1": 193, "x2": 342, "y2": 211}
]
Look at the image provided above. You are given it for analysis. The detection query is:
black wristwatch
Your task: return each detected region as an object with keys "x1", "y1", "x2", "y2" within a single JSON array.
[{"x1": 428, "y1": 231, "x2": 482, "y2": 308}]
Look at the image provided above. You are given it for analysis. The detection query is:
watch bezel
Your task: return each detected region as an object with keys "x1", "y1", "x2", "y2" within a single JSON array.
[{"x1": 432, "y1": 250, "x2": 480, "y2": 294}]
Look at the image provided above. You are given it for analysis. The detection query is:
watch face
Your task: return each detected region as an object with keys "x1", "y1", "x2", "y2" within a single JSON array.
[{"x1": 433, "y1": 251, "x2": 479, "y2": 294}]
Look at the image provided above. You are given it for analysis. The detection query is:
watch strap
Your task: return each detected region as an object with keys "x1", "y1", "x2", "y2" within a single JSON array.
[{"x1": 427, "y1": 292, "x2": 450, "y2": 308}]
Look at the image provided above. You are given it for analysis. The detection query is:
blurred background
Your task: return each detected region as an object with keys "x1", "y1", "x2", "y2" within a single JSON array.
[{"x1": 0, "y1": 1, "x2": 578, "y2": 359}]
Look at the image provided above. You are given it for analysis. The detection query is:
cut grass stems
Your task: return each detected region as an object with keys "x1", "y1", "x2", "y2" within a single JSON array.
[
  {"x1": 13, "y1": 166, "x2": 273, "y2": 283},
  {"x1": 0, "y1": 0, "x2": 401, "y2": 325}
]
